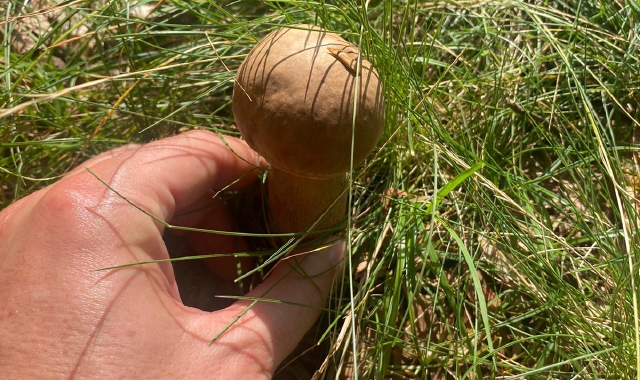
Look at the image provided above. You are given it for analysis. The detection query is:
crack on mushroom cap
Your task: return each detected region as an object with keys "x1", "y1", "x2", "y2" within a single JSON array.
[{"x1": 232, "y1": 25, "x2": 385, "y2": 179}]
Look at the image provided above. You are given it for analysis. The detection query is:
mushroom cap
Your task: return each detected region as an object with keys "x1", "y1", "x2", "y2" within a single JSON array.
[{"x1": 232, "y1": 25, "x2": 385, "y2": 178}]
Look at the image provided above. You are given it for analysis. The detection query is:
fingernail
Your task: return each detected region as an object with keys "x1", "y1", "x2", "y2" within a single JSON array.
[
  {"x1": 327, "y1": 240, "x2": 346, "y2": 266},
  {"x1": 292, "y1": 240, "x2": 346, "y2": 277}
]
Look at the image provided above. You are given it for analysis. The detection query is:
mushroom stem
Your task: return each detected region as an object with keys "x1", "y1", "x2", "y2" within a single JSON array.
[{"x1": 267, "y1": 168, "x2": 347, "y2": 238}]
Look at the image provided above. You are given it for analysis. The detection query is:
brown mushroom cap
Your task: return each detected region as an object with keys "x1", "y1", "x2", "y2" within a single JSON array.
[{"x1": 232, "y1": 25, "x2": 385, "y2": 179}]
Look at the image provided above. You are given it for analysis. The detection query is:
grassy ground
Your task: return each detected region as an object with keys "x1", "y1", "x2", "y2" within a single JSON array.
[{"x1": 2, "y1": 0, "x2": 640, "y2": 378}]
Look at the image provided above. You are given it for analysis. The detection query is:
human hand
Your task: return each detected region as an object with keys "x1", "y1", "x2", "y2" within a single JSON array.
[{"x1": 0, "y1": 130, "x2": 344, "y2": 379}]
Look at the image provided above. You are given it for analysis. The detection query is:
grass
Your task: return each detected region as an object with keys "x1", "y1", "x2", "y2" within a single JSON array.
[{"x1": 2, "y1": 0, "x2": 640, "y2": 378}]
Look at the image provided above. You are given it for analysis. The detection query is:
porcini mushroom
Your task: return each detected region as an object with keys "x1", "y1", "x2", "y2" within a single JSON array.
[{"x1": 232, "y1": 25, "x2": 385, "y2": 238}]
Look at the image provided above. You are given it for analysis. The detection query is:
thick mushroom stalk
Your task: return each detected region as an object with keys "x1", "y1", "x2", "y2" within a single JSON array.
[{"x1": 232, "y1": 25, "x2": 385, "y2": 238}]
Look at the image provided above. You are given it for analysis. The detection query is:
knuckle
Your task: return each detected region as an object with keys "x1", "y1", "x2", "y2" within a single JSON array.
[{"x1": 34, "y1": 179, "x2": 97, "y2": 227}]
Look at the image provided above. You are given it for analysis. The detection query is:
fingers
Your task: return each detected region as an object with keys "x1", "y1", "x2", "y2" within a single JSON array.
[
  {"x1": 53, "y1": 130, "x2": 263, "y2": 231},
  {"x1": 17, "y1": 130, "x2": 263, "y2": 280},
  {"x1": 192, "y1": 241, "x2": 345, "y2": 374},
  {"x1": 186, "y1": 201, "x2": 254, "y2": 283},
  {"x1": 66, "y1": 143, "x2": 142, "y2": 176}
]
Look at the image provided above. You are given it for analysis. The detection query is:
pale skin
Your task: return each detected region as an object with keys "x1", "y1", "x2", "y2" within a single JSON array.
[{"x1": 0, "y1": 130, "x2": 344, "y2": 379}]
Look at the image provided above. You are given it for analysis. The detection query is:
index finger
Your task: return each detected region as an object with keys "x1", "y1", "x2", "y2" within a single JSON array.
[{"x1": 57, "y1": 130, "x2": 262, "y2": 226}]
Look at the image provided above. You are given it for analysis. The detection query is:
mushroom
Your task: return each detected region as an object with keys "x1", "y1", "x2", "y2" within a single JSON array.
[{"x1": 232, "y1": 25, "x2": 385, "y2": 239}]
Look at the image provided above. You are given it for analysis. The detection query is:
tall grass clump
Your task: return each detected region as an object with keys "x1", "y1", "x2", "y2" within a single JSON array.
[{"x1": 2, "y1": 0, "x2": 639, "y2": 378}]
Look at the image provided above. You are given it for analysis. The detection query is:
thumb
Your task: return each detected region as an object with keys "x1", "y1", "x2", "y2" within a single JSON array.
[{"x1": 223, "y1": 240, "x2": 345, "y2": 368}]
